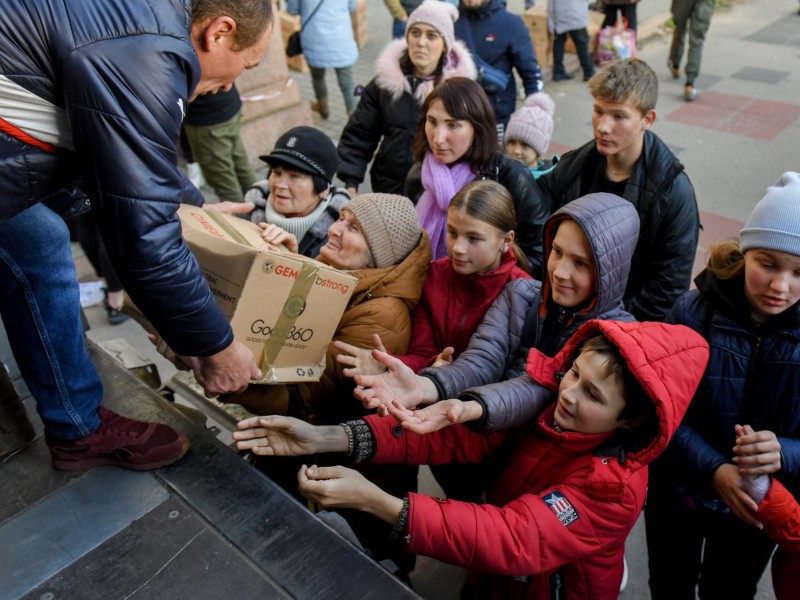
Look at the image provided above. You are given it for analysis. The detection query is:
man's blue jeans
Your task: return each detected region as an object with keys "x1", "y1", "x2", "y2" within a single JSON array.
[{"x1": 0, "y1": 203, "x2": 102, "y2": 440}]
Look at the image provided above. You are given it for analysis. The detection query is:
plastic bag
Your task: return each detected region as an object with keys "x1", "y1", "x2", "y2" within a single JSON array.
[{"x1": 595, "y1": 18, "x2": 636, "y2": 64}]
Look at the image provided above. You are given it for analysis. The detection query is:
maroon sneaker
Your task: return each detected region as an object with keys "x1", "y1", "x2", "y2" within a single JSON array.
[{"x1": 47, "y1": 406, "x2": 189, "y2": 471}]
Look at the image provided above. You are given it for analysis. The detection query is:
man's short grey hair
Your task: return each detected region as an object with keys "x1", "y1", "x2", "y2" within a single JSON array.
[{"x1": 192, "y1": 0, "x2": 273, "y2": 49}]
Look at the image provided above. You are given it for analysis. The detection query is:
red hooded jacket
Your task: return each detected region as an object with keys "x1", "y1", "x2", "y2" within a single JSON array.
[
  {"x1": 365, "y1": 320, "x2": 708, "y2": 599},
  {"x1": 398, "y1": 250, "x2": 531, "y2": 373}
]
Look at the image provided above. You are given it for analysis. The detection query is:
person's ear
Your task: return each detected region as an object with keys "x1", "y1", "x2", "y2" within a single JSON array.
[
  {"x1": 641, "y1": 109, "x2": 656, "y2": 131},
  {"x1": 198, "y1": 16, "x2": 237, "y2": 52},
  {"x1": 502, "y1": 230, "x2": 515, "y2": 253}
]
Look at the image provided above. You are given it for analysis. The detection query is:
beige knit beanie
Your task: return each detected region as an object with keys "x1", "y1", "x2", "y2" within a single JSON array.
[{"x1": 343, "y1": 194, "x2": 422, "y2": 268}]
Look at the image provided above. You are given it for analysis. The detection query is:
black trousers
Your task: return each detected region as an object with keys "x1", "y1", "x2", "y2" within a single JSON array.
[
  {"x1": 644, "y1": 487, "x2": 775, "y2": 600},
  {"x1": 552, "y1": 28, "x2": 594, "y2": 77},
  {"x1": 603, "y1": 4, "x2": 637, "y2": 32}
]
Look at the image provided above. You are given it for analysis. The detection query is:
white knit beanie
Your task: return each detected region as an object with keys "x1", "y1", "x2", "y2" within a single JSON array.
[
  {"x1": 740, "y1": 172, "x2": 800, "y2": 255},
  {"x1": 406, "y1": 0, "x2": 459, "y2": 53},
  {"x1": 505, "y1": 93, "x2": 556, "y2": 158}
]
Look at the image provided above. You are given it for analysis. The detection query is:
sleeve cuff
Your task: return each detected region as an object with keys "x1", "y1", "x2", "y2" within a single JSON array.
[{"x1": 341, "y1": 419, "x2": 375, "y2": 463}]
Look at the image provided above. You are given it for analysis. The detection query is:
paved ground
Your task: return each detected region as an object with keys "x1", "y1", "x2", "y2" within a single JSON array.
[{"x1": 73, "y1": 0, "x2": 800, "y2": 597}]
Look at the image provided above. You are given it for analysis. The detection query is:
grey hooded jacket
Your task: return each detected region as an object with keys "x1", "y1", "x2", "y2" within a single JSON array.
[{"x1": 421, "y1": 192, "x2": 641, "y2": 432}]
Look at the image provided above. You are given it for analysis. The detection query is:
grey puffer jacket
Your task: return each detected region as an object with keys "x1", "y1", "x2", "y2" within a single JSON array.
[{"x1": 421, "y1": 192, "x2": 640, "y2": 432}]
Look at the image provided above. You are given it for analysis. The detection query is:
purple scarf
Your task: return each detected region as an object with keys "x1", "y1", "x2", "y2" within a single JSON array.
[{"x1": 416, "y1": 152, "x2": 477, "y2": 260}]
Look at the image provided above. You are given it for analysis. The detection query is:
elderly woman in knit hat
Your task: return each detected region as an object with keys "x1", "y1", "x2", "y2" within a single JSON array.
[
  {"x1": 504, "y1": 91, "x2": 558, "y2": 180},
  {"x1": 337, "y1": 0, "x2": 476, "y2": 196},
  {"x1": 228, "y1": 193, "x2": 431, "y2": 424},
  {"x1": 646, "y1": 172, "x2": 800, "y2": 599},
  {"x1": 244, "y1": 126, "x2": 351, "y2": 259},
  {"x1": 229, "y1": 192, "x2": 431, "y2": 577}
]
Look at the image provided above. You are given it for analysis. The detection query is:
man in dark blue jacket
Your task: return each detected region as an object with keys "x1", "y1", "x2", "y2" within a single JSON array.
[
  {"x1": 455, "y1": 0, "x2": 543, "y2": 139},
  {"x1": 0, "y1": 0, "x2": 271, "y2": 471}
]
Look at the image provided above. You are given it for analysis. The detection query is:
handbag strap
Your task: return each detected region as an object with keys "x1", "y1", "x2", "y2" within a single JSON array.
[
  {"x1": 459, "y1": 19, "x2": 492, "y2": 73},
  {"x1": 299, "y1": 0, "x2": 325, "y2": 32}
]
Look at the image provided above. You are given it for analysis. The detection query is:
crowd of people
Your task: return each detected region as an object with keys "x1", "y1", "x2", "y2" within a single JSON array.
[{"x1": 1, "y1": 0, "x2": 797, "y2": 599}]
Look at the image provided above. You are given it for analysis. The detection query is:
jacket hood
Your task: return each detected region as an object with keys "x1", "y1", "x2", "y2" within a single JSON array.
[
  {"x1": 375, "y1": 38, "x2": 477, "y2": 104},
  {"x1": 527, "y1": 320, "x2": 709, "y2": 500},
  {"x1": 350, "y1": 231, "x2": 432, "y2": 311},
  {"x1": 542, "y1": 193, "x2": 640, "y2": 317}
]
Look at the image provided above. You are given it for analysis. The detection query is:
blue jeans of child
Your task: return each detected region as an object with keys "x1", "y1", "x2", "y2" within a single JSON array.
[{"x1": 0, "y1": 203, "x2": 102, "y2": 440}]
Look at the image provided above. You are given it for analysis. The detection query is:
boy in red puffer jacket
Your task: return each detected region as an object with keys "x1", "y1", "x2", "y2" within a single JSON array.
[{"x1": 234, "y1": 320, "x2": 708, "y2": 599}]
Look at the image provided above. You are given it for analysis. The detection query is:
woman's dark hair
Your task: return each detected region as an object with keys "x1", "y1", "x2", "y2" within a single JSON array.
[
  {"x1": 399, "y1": 49, "x2": 448, "y2": 82},
  {"x1": 449, "y1": 180, "x2": 528, "y2": 271},
  {"x1": 413, "y1": 77, "x2": 499, "y2": 167},
  {"x1": 267, "y1": 165, "x2": 330, "y2": 195},
  {"x1": 192, "y1": 0, "x2": 273, "y2": 50}
]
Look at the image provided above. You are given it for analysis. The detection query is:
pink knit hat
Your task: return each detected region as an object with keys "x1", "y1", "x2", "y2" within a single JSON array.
[
  {"x1": 407, "y1": 0, "x2": 459, "y2": 53},
  {"x1": 505, "y1": 92, "x2": 556, "y2": 157}
]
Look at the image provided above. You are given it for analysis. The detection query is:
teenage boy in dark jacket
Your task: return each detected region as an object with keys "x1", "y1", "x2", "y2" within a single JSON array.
[
  {"x1": 0, "y1": 0, "x2": 270, "y2": 470},
  {"x1": 536, "y1": 58, "x2": 700, "y2": 322}
]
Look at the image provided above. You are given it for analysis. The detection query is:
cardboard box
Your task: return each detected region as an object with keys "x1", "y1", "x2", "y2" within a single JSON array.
[
  {"x1": 351, "y1": 0, "x2": 368, "y2": 50},
  {"x1": 523, "y1": 4, "x2": 551, "y2": 67},
  {"x1": 279, "y1": 11, "x2": 310, "y2": 73},
  {"x1": 523, "y1": 3, "x2": 549, "y2": 47},
  {"x1": 533, "y1": 38, "x2": 552, "y2": 69},
  {"x1": 178, "y1": 205, "x2": 357, "y2": 384}
]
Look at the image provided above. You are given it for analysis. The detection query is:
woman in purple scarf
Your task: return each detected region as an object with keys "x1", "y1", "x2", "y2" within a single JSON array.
[{"x1": 404, "y1": 77, "x2": 549, "y2": 277}]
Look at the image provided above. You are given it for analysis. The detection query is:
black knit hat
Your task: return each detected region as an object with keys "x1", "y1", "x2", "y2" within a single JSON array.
[{"x1": 259, "y1": 126, "x2": 337, "y2": 183}]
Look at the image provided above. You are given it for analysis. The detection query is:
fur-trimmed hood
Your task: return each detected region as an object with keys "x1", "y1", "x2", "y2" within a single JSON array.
[{"x1": 374, "y1": 38, "x2": 477, "y2": 104}]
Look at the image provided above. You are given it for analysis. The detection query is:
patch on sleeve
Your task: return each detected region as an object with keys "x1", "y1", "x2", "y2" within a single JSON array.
[{"x1": 542, "y1": 491, "x2": 580, "y2": 527}]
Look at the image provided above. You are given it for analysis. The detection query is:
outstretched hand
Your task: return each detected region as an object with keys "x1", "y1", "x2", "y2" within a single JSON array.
[
  {"x1": 431, "y1": 346, "x2": 455, "y2": 368},
  {"x1": 298, "y1": 464, "x2": 404, "y2": 524},
  {"x1": 387, "y1": 399, "x2": 472, "y2": 435},
  {"x1": 352, "y1": 349, "x2": 424, "y2": 411},
  {"x1": 233, "y1": 415, "x2": 321, "y2": 456},
  {"x1": 335, "y1": 333, "x2": 388, "y2": 377}
]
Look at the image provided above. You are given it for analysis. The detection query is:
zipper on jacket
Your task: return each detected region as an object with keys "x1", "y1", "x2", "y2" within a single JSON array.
[{"x1": 738, "y1": 335, "x2": 762, "y2": 426}]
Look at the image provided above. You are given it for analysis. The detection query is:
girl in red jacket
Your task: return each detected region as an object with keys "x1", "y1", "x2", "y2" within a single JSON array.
[
  {"x1": 337, "y1": 179, "x2": 531, "y2": 374},
  {"x1": 234, "y1": 320, "x2": 708, "y2": 599}
]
